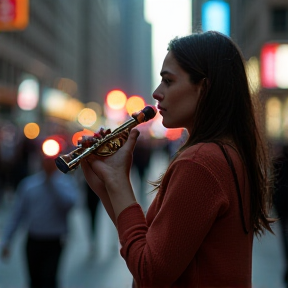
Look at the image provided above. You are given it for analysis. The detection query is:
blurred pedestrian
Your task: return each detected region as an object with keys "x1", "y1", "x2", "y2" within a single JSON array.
[
  {"x1": 132, "y1": 133, "x2": 152, "y2": 209},
  {"x1": 84, "y1": 181, "x2": 100, "y2": 253},
  {"x1": 81, "y1": 31, "x2": 275, "y2": 287},
  {"x1": 0, "y1": 120, "x2": 19, "y2": 203},
  {"x1": 0, "y1": 140, "x2": 80, "y2": 288},
  {"x1": 273, "y1": 145, "x2": 288, "y2": 288}
]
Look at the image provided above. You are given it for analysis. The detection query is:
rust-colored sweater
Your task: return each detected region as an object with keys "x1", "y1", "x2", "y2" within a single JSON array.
[{"x1": 117, "y1": 143, "x2": 253, "y2": 288}]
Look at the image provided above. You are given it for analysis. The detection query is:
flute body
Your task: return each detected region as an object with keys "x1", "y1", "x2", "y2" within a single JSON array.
[{"x1": 55, "y1": 105, "x2": 157, "y2": 174}]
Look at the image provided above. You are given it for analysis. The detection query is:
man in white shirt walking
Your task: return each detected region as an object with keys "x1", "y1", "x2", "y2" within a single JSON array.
[{"x1": 0, "y1": 140, "x2": 80, "y2": 288}]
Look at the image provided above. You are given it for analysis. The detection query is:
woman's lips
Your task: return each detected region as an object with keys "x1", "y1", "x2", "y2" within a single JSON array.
[{"x1": 157, "y1": 104, "x2": 166, "y2": 112}]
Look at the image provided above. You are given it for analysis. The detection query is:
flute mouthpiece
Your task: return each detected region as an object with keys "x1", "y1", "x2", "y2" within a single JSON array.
[{"x1": 142, "y1": 105, "x2": 157, "y2": 121}]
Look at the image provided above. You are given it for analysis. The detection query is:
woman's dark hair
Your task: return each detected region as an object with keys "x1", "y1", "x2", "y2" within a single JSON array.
[{"x1": 167, "y1": 31, "x2": 274, "y2": 236}]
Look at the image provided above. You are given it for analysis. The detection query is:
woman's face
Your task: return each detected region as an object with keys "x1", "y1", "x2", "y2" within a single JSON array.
[{"x1": 153, "y1": 51, "x2": 202, "y2": 133}]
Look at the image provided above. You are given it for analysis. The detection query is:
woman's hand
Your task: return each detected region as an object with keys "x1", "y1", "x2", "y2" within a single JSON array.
[
  {"x1": 81, "y1": 156, "x2": 107, "y2": 197},
  {"x1": 81, "y1": 128, "x2": 140, "y2": 221},
  {"x1": 86, "y1": 129, "x2": 140, "y2": 185},
  {"x1": 81, "y1": 156, "x2": 117, "y2": 224}
]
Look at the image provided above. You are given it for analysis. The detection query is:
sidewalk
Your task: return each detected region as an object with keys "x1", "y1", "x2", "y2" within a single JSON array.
[
  {"x1": 0, "y1": 198, "x2": 133, "y2": 288},
  {"x1": 252, "y1": 219, "x2": 286, "y2": 288}
]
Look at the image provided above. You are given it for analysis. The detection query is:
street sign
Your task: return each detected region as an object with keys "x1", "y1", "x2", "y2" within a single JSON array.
[{"x1": 0, "y1": 0, "x2": 29, "y2": 31}]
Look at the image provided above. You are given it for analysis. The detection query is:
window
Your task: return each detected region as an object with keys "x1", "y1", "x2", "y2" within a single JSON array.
[{"x1": 272, "y1": 7, "x2": 288, "y2": 32}]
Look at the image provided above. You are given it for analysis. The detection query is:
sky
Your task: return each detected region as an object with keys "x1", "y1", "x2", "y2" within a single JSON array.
[{"x1": 144, "y1": 0, "x2": 192, "y2": 90}]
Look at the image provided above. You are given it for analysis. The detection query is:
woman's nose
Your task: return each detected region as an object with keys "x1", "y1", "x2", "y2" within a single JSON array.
[{"x1": 152, "y1": 90, "x2": 164, "y2": 102}]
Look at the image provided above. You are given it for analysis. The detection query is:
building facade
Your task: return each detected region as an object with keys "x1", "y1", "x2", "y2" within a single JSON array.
[
  {"x1": 240, "y1": 0, "x2": 288, "y2": 146},
  {"x1": 192, "y1": 0, "x2": 288, "y2": 147},
  {"x1": 0, "y1": 0, "x2": 152, "y2": 190},
  {"x1": 0, "y1": 0, "x2": 152, "y2": 118}
]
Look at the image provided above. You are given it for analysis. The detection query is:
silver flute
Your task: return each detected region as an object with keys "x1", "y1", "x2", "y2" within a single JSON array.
[{"x1": 55, "y1": 105, "x2": 157, "y2": 174}]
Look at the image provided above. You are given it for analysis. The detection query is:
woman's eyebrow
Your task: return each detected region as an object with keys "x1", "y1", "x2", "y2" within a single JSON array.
[{"x1": 160, "y1": 70, "x2": 174, "y2": 77}]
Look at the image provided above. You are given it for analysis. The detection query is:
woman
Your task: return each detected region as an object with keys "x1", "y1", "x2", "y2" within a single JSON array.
[{"x1": 81, "y1": 31, "x2": 274, "y2": 287}]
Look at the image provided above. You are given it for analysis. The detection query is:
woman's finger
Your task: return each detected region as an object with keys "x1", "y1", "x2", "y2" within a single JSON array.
[
  {"x1": 121, "y1": 129, "x2": 140, "y2": 153},
  {"x1": 81, "y1": 158, "x2": 107, "y2": 191},
  {"x1": 81, "y1": 158, "x2": 101, "y2": 183}
]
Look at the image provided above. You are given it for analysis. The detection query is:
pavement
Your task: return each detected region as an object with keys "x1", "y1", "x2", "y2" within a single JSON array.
[{"x1": 0, "y1": 150, "x2": 287, "y2": 288}]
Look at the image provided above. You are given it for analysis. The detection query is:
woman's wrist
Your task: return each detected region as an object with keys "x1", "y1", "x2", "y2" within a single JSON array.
[
  {"x1": 105, "y1": 176, "x2": 137, "y2": 219},
  {"x1": 104, "y1": 170, "x2": 130, "y2": 191}
]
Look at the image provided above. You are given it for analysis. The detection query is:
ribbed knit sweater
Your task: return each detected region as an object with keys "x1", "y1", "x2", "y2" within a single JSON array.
[{"x1": 117, "y1": 142, "x2": 253, "y2": 288}]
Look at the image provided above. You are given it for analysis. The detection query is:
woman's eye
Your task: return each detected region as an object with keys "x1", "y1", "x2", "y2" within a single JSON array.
[{"x1": 161, "y1": 78, "x2": 171, "y2": 85}]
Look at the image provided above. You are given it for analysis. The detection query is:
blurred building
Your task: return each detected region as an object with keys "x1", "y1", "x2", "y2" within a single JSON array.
[
  {"x1": 192, "y1": 0, "x2": 243, "y2": 41},
  {"x1": 0, "y1": 0, "x2": 152, "y2": 116},
  {"x1": 239, "y1": 0, "x2": 288, "y2": 58},
  {"x1": 192, "y1": 0, "x2": 288, "y2": 148},
  {"x1": 0, "y1": 1, "x2": 82, "y2": 116},
  {"x1": 240, "y1": 0, "x2": 288, "y2": 149},
  {"x1": 0, "y1": 0, "x2": 152, "y2": 190},
  {"x1": 83, "y1": 0, "x2": 152, "y2": 105}
]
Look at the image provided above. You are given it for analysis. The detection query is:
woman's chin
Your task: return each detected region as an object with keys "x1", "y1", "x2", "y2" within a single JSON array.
[{"x1": 162, "y1": 122, "x2": 180, "y2": 129}]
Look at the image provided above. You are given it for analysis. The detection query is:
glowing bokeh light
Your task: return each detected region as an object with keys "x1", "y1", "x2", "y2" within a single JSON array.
[
  {"x1": 282, "y1": 98, "x2": 288, "y2": 140},
  {"x1": 261, "y1": 43, "x2": 288, "y2": 89},
  {"x1": 104, "y1": 104, "x2": 127, "y2": 123},
  {"x1": 66, "y1": 98, "x2": 85, "y2": 121},
  {"x1": 17, "y1": 77, "x2": 39, "y2": 110},
  {"x1": 202, "y1": 1, "x2": 230, "y2": 36},
  {"x1": 165, "y1": 128, "x2": 184, "y2": 141},
  {"x1": 106, "y1": 90, "x2": 127, "y2": 110},
  {"x1": 126, "y1": 96, "x2": 146, "y2": 115},
  {"x1": 78, "y1": 108, "x2": 97, "y2": 127},
  {"x1": 266, "y1": 97, "x2": 282, "y2": 138},
  {"x1": 246, "y1": 56, "x2": 260, "y2": 94},
  {"x1": 23, "y1": 122, "x2": 40, "y2": 139},
  {"x1": 0, "y1": 0, "x2": 29, "y2": 30},
  {"x1": 275, "y1": 45, "x2": 288, "y2": 88},
  {"x1": 86, "y1": 102, "x2": 102, "y2": 117},
  {"x1": 42, "y1": 88, "x2": 84, "y2": 121},
  {"x1": 72, "y1": 129, "x2": 94, "y2": 146},
  {"x1": 149, "y1": 113, "x2": 167, "y2": 139},
  {"x1": 42, "y1": 139, "x2": 61, "y2": 157}
]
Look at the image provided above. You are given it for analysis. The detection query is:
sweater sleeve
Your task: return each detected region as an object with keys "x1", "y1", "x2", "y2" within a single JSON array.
[{"x1": 117, "y1": 159, "x2": 229, "y2": 287}]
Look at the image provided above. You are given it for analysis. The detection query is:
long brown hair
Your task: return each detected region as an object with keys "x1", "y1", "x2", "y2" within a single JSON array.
[{"x1": 154, "y1": 31, "x2": 274, "y2": 236}]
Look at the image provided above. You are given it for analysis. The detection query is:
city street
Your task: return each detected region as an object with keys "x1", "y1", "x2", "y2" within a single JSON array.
[
  {"x1": 0, "y1": 150, "x2": 287, "y2": 288},
  {"x1": 0, "y1": 1, "x2": 287, "y2": 287}
]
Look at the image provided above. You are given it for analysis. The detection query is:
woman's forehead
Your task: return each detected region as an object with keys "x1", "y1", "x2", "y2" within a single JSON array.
[
  {"x1": 161, "y1": 51, "x2": 186, "y2": 76},
  {"x1": 162, "y1": 52, "x2": 178, "y2": 70}
]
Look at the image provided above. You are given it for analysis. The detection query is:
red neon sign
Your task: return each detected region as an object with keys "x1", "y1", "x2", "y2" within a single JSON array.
[{"x1": 261, "y1": 42, "x2": 288, "y2": 89}]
